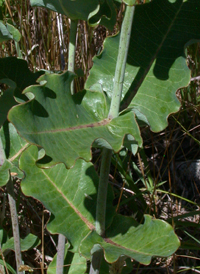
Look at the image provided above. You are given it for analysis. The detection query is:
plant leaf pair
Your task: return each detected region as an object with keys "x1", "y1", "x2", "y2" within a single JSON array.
[{"x1": 19, "y1": 145, "x2": 180, "y2": 264}]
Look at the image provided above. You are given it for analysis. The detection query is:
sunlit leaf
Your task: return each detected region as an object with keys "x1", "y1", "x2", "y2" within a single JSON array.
[
  {"x1": 80, "y1": 214, "x2": 180, "y2": 265},
  {"x1": 20, "y1": 145, "x2": 115, "y2": 251},
  {"x1": 86, "y1": 0, "x2": 199, "y2": 132},
  {"x1": 8, "y1": 72, "x2": 142, "y2": 168}
]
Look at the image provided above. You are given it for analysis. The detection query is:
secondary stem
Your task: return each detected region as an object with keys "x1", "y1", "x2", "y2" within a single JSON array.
[
  {"x1": 108, "y1": 4, "x2": 135, "y2": 119},
  {"x1": 95, "y1": 148, "x2": 112, "y2": 236}
]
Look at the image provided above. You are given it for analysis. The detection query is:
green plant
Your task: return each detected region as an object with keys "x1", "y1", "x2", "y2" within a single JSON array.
[{"x1": 1, "y1": 0, "x2": 200, "y2": 273}]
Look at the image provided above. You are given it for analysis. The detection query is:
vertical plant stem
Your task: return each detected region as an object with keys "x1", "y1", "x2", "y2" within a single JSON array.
[
  {"x1": 108, "y1": 4, "x2": 135, "y2": 119},
  {"x1": 56, "y1": 234, "x2": 66, "y2": 274},
  {"x1": 7, "y1": 179, "x2": 24, "y2": 274},
  {"x1": 90, "y1": 149, "x2": 112, "y2": 274},
  {"x1": 95, "y1": 148, "x2": 112, "y2": 236},
  {"x1": 68, "y1": 19, "x2": 78, "y2": 94},
  {"x1": 14, "y1": 41, "x2": 22, "y2": 59},
  {"x1": 90, "y1": 4, "x2": 136, "y2": 274}
]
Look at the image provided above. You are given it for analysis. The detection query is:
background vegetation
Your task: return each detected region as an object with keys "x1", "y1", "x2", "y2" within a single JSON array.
[{"x1": 0, "y1": 0, "x2": 200, "y2": 273}]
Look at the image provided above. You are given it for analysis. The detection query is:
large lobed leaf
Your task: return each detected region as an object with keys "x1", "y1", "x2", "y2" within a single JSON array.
[
  {"x1": 20, "y1": 145, "x2": 115, "y2": 251},
  {"x1": 86, "y1": 0, "x2": 200, "y2": 132},
  {"x1": 30, "y1": 0, "x2": 98, "y2": 21},
  {"x1": 8, "y1": 72, "x2": 142, "y2": 168},
  {"x1": 30, "y1": 0, "x2": 117, "y2": 29},
  {"x1": 80, "y1": 214, "x2": 180, "y2": 265},
  {"x1": 20, "y1": 146, "x2": 179, "y2": 264}
]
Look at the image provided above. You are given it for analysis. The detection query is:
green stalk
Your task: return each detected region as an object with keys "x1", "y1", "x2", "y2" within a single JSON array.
[
  {"x1": 95, "y1": 148, "x2": 112, "y2": 236},
  {"x1": 108, "y1": 4, "x2": 135, "y2": 119},
  {"x1": 14, "y1": 41, "x2": 22, "y2": 59},
  {"x1": 90, "y1": 4, "x2": 136, "y2": 274},
  {"x1": 90, "y1": 149, "x2": 112, "y2": 274},
  {"x1": 0, "y1": 136, "x2": 5, "y2": 166},
  {"x1": 68, "y1": 19, "x2": 78, "y2": 94},
  {"x1": 56, "y1": 234, "x2": 65, "y2": 274}
]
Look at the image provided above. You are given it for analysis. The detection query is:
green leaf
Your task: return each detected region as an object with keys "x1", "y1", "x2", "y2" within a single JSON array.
[
  {"x1": 86, "y1": 0, "x2": 199, "y2": 132},
  {"x1": 30, "y1": 0, "x2": 117, "y2": 29},
  {"x1": 123, "y1": 0, "x2": 136, "y2": 5},
  {"x1": 0, "y1": 57, "x2": 44, "y2": 103},
  {"x1": 0, "y1": 58, "x2": 44, "y2": 183},
  {"x1": 0, "y1": 57, "x2": 44, "y2": 126},
  {"x1": 48, "y1": 244, "x2": 87, "y2": 274},
  {"x1": 0, "y1": 226, "x2": 8, "y2": 245},
  {"x1": 0, "y1": 122, "x2": 28, "y2": 165},
  {"x1": 6, "y1": 23, "x2": 21, "y2": 42},
  {"x1": 0, "y1": 21, "x2": 21, "y2": 42},
  {"x1": 20, "y1": 145, "x2": 115, "y2": 251},
  {"x1": 88, "y1": 0, "x2": 117, "y2": 30},
  {"x1": 0, "y1": 159, "x2": 12, "y2": 186},
  {"x1": 30, "y1": 0, "x2": 99, "y2": 21},
  {"x1": 0, "y1": 122, "x2": 28, "y2": 186},
  {"x1": 80, "y1": 214, "x2": 180, "y2": 265},
  {"x1": 0, "y1": 20, "x2": 12, "y2": 42},
  {"x1": 2, "y1": 233, "x2": 40, "y2": 253},
  {"x1": 0, "y1": 88, "x2": 16, "y2": 127},
  {"x1": 8, "y1": 72, "x2": 142, "y2": 168},
  {"x1": 0, "y1": 259, "x2": 16, "y2": 274}
]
